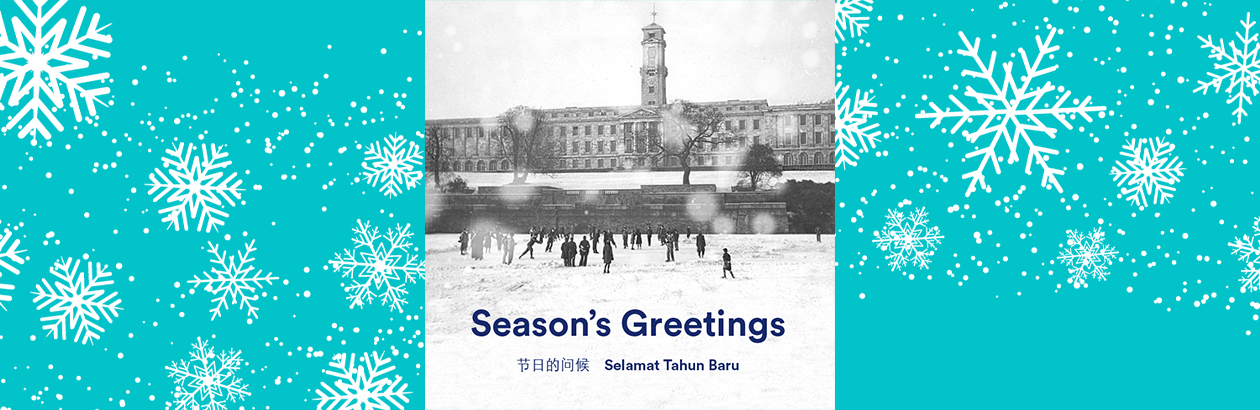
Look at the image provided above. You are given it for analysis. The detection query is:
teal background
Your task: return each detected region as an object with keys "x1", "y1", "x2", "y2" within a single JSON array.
[
  {"x1": 0, "y1": 1, "x2": 425, "y2": 408},
  {"x1": 840, "y1": 0, "x2": 1259, "y2": 408}
]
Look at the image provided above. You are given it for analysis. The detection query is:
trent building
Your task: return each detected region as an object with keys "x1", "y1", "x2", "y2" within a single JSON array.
[{"x1": 426, "y1": 17, "x2": 835, "y2": 173}]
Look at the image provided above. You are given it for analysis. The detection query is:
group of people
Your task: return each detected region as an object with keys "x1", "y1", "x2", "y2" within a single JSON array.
[{"x1": 455, "y1": 224, "x2": 733, "y2": 277}]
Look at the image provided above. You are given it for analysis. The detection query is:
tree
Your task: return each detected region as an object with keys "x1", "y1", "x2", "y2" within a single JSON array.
[
  {"x1": 492, "y1": 106, "x2": 561, "y2": 184},
  {"x1": 634, "y1": 100, "x2": 736, "y2": 185},
  {"x1": 424, "y1": 124, "x2": 453, "y2": 188},
  {"x1": 739, "y1": 143, "x2": 783, "y2": 190}
]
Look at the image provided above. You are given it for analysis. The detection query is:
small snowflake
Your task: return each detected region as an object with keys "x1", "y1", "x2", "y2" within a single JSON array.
[
  {"x1": 1056, "y1": 228, "x2": 1117, "y2": 288},
  {"x1": 147, "y1": 142, "x2": 244, "y2": 232},
  {"x1": 32, "y1": 256, "x2": 122, "y2": 344},
  {"x1": 835, "y1": 81, "x2": 881, "y2": 168},
  {"x1": 188, "y1": 240, "x2": 277, "y2": 320},
  {"x1": 836, "y1": 0, "x2": 872, "y2": 42},
  {"x1": 1229, "y1": 217, "x2": 1260, "y2": 292},
  {"x1": 165, "y1": 337, "x2": 250, "y2": 410},
  {"x1": 0, "y1": 0, "x2": 112, "y2": 145},
  {"x1": 328, "y1": 220, "x2": 423, "y2": 312},
  {"x1": 916, "y1": 26, "x2": 1106, "y2": 196},
  {"x1": 1109, "y1": 137, "x2": 1185, "y2": 209},
  {"x1": 1195, "y1": 13, "x2": 1260, "y2": 124},
  {"x1": 872, "y1": 207, "x2": 943, "y2": 271},
  {"x1": 362, "y1": 133, "x2": 423, "y2": 197},
  {"x1": 0, "y1": 222, "x2": 25, "y2": 310},
  {"x1": 315, "y1": 351, "x2": 411, "y2": 410}
]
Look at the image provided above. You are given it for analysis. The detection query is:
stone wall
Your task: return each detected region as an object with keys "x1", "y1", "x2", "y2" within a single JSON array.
[{"x1": 427, "y1": 185, "x2": 790, "y2": 234}]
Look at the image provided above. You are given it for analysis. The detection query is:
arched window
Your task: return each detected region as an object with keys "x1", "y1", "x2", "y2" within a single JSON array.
[
  {"x1": 452, "y1": 161, "x2": 461, "y2": 172},
  {"x1": 489, "y1": 160, "x2": 497, "y2": 171},
  {"x1": 465, "y1": 161, "x2": 474, "y2": 171},
  {"x1": 501, "y1": 159, "x2": 510, "y2": 170},
  {"x1": 814, "y1": 152, "x2": 824, "y2": 165},
  {"x1": 798, "y1": 152, "x2": 809, "y2": 165},
  {"x1": 783, "y1": 154, "x2": 793, "y2": 166},
  {"x1": 477, "y1": 161, "x2": 486, "y2": 171}
]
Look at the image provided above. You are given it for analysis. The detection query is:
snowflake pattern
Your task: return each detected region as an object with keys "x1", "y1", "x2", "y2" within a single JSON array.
[
  {"x1": 362, "y1": 133, "x2": 423, "y2": 197},
  {"x1": 1228, "y1": 217, "x2": 1260, "y2": 293},
  {"x1": 188, "y1": 240, "x2": 277, "y2": 320},
  {"x1": 165, "y1": 337, "x2": 250, "y2": 410},
  {"x1": 315, "y1": 351, "x2": 411, "y2": 410},
  {"x1": 835, "y1": 0, "x2": 872, "y2": 42},
  {"x1": 1109, "y1": 137, "x2": 1185, "y2": 209},
  {"x1": 0, "y1": 223, "x2": 25, "y2": 310},
  {"x1": 872, "y1": 207, "x2": 943, "y2": 271},
  {"x1": 835, "y1": 80, "x2": 881, "y2": 168},
  {"x1": 0, "y1": 0, "x2": 112, "y2": 145},
  {"x1": 31, "y1": 256, "x2": 122, "y2": 344},
  {"x1": 1194, "y1": 13, "x2": 1260, "y2": 124},
  {"x1": 1056, "y1": 228, "x2": 1117, "y2": 288},
  {"x1": 147, "y1": 142, "x2": 244, "y2": 232},
  {"x1": 915, "y1": 26, "x2": 1106, "y2": 196},
  {"x1": 328, "y1": 220, "x2": 423, "y2": 312}
]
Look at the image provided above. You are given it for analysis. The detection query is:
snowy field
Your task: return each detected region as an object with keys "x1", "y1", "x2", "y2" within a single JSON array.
[
  {"x1": 425, "y1": 234, "x2": 835, "y2": 409},
  {"x1": 439, "y1": 169, "x2": 834, "y2": 190}
]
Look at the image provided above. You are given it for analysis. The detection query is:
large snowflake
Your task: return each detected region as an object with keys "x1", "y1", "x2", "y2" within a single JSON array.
[
  {"x1": 327, "y1": 220, "x2": 423, "y2": 312},
  {"x1": 32, "y1": 256, "x2": 122, "y2": 344},
  {"x1": 1228, "y1": 217, "x2": 1260, "y2": 293},
  {"x1": 0, "y1": 222, "x2": 25, "y2": 310},
  {"x1": 1056, "y1": 228, "x2": 1117, "y2": 288},
  {"x1": 188, "y1": 240, "x2": 277, "y2": 321},
  {"x1": 362, "y1": 133, "x2": 423, "y2": 197},
  {"x1": 0, "y1": 0, "x2": 111, "y2": 145},
  {"x1": 165, "y1": 337, "x2": 250, "y2": 410},
  {"x1": 1108, "y1": 137, "x2": 1184, "y2": 209},
  {"x1": 872, "y1": 207, "x2": 943, "y2": 271},
  {"x1": 1194, "y1": 13, "x2": 1259, "y2": 124},
  {"x1": 147, "y1": 142, "x2": 244, "y2": 232},
  {"x1": 835, "y1": 0, "x2": 872, "y2": 42},
  {"x1": 915, "y1": 26, "x2": 1106, "y2": 196},
  {"x1": 835, "y1": 80, "x2": 881, "y2": 168},
  {"x1": 315, "y1": 351, "x2": 411, "y2": 410}
]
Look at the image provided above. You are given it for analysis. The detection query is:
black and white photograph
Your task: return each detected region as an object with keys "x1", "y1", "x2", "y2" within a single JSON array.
[{"x1": 424, "y1": 1, "x2": 835, "y2": 408}]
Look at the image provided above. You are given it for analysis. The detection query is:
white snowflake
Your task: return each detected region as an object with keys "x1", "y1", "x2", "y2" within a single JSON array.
[
  {"x1": 872, "y1": 207, "x2": 943, "y2": 271},
  {"x1": 915, "y1": 26, "x2": 1107, "y2": 196},
  {"x1": 835, "y1": 0, "x2": 872, "y2": 42},
  {"x1": 188, "y1": 240, "x2": 277, "y2": 320},
  {"x1": 165, "y1": 337, "x2": 250, "y2": 410},
  {"x1": 31, "y1": 256, "x2": 122, "y2": 344},
  {"x1": 315, "y1": 351, "x2": 411, "y2": 410},
  {"x1": 147, "y1": 142, "x2": 244, "y2": 232},
  {"x1": 328, "y1": 220, "x2": 423, "y2": 312},
  {"x1": 835, "y1": 80, "x2": 881, "y2": 168},
  {"x1": 1228, "y1": 217, "x2": 1260, "y2": 293},
  {"x1": 0, "y1": 223, "x2": 26, "y2": 310},
  {"x1": 1056, "y1": 228, "x2": 1117, "y2": 288},
  {"x1": 362, "y1": 133, "x2": 423, "y2": 197},
  {"x1": 1194, "y1": 13, "x2": 1260, "y2": 124},
  {"x1": 0, "y1": 0, "x2": 111, "y2": 145},
  {"x1": 1109, "y1": 137, "x2": 1184, "y2": 209}
]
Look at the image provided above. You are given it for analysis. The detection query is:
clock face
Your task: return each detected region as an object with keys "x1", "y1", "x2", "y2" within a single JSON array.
[
  {"x1": 648, "y1": 77, "x2": 656, "y2": 86},
  {"x1": 646, "y1": 45, "x2": 658, "y2": 65}
]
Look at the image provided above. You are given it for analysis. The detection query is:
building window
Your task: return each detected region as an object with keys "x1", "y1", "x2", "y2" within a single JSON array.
[
  {"x1": 610, "y1": 141, "x2": 617, "y2": 152},
  {"x1": 572, "y1": 126, "x2": 578, "y2": 135},
  {"x1": 477, "y1": 160, "x2": 486, "y2": 171},
  {"x1": 648, "y1": 100, "x2": 655, "y2": 105},
  {"x1": 697, "y1": 156, "x2": 704, "y2": 166},
  {"x1": 798, "y1": 114, "x2": 807, "y2": 125},
  {"x1": 584, "y1": 141, "x2": 591, "y2": 152},
  {"x1": 465, "y1": 160, "x2": 473, "y2": 170},
  {"x1": 814, "y1": 114, "x2": 822, "y2": 125},
  {"x1": 798, "y1": 132, "x2": 807, "y2": 145},
  {"x1": 740, "y1": 105, "x2": 747, "y2": 111},
  {"x1": 584, "y1": 126, "x2": 590, "y2": 135},
  {"x1": 585, "y1": 159, "x2": 591, "y2": 168},
  {"x1": 799, "y1": 152, "x2": 809, "y2": 165},
  {"x1": 724, "y1": 121, "x2": 732, "y2": 130},
  {"x1": 610, "y1": 158, "x2": 617, "y2": 168},
  {"x1": 739, "y1": 137, "x2": 746, "y2": 147},
  {"x1": 452, "y1": 162, "x2": 461, "y2": 172},
  {"x1": 573, "y1": 159, "x2": 579, "y2": 168},
  {"x1": 814, "y1": 132, "x2": 822, "y2": 144},
  {"x1": 598, "y1": 159, "x2": 605, "y2": 168},
  {"x1": 489, "y1": 160, "x2": 497, "y2": 171},
  {"x1": 612, "y1": 124, "x2": 619, "y2": 134},
  {"x1": 648, "y1": 86, "x2": 655, "y2": 93},
  {"x1": 738, "y1": 120, "x2": 746, "y2": 130},
  {"x1": 783, "y1": 154, "x2": 793, "y2": 166},
  {"x1": 753, "y1": 119, "x2": 760, "y2": 130},
  {"x1": 814, "y1": 152, "x2": 824, "y2": 165},
  {"x1": 598, "y1": 125, "x2": 605, "y2": 135},
  {"x1": 572, "y1": 142, "x2": 579, "y2": 152},
  {"x1": 598, "y1": 141, "x2": 604, "y2": 153}
]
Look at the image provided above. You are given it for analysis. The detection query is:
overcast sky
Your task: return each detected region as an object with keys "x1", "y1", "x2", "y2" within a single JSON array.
[{"x1": 425, "y1": 1, "x2": 832, "y2": 119}]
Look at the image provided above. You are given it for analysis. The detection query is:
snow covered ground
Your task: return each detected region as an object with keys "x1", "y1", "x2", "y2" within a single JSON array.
[
  {"x1": 425, "y1": 233, "x2": 835, "y2": 409},
  {"x1": 438, "y1": 169, "x2": 834, "y2": 191}
]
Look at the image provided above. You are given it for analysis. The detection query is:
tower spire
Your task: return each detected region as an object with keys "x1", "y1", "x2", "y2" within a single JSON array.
[{"x1": 651, "y1": 3, "x2": 657, "y2": 23}]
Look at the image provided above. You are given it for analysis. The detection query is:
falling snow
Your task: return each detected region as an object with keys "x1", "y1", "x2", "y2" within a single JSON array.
[
  {"x1": 328, "y1": 220, "x2": 424, "y2": 312},
  {"x1": 1109, "y1": 137, "x2": 1185, "y2": 209},
  {"x1": 362, "y1": 133, "x2": 423, "y2": 197},
  {"x1": 1056, "y1": 228, "x2": 1117, "y2": 288},
  {"x1": 147, "y1": 143, "x2": 244, "y2": 232},
  {"x1": 32, "y1": 256, "x2": 122, "y2": 344},
  {"x1": 165, "y1": 337, "x2": 250, "y2": 410},
  {"x1": 872, "y1": 207, "x2": 943, "y2": 271},
  {"x1": 188, "y1": 240, "x2": 278, "y2": 320}
]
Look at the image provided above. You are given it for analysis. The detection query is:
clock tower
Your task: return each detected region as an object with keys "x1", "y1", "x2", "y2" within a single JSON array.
[{"x1": 640, "y1": 12, "x2": 667, "y2": 106}]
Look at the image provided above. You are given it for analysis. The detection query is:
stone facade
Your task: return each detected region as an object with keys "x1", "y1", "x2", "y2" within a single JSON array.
[
  {"x1": 426, "y1": 185, "x2": 790, "y2": 235},
  {"x1": 425, "y1": 19, "x2": 834, "y2": 174}
]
